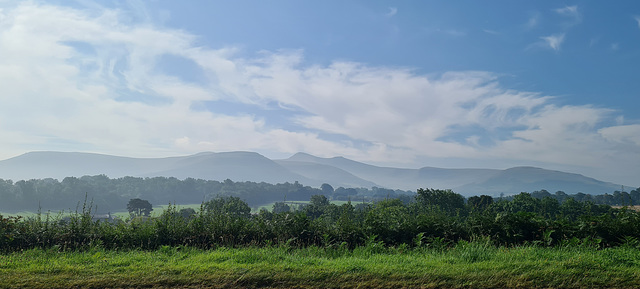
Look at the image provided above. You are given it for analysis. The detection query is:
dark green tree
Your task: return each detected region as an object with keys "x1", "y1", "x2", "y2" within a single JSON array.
[
  {"x1": 631, "y1": 187, "x2": 640, "y2": 205},
  {"x1": 179, "y1": 208, "x2": 197, "y2": 219},
  {"x1": 415, "y1": 188, "x2": 465, "y2": 215},
  {"x1": 531, "y1": 189, "x2": 552, "y2": 199},
  {"x1": 467, "y1": 195, "x2": 493, "y2": 210},
  {"x1": 203, "y1": 196, "x2": 251, "y2": 218},
  {"x1": 320, "y1": 183, "x2": 334, "y2": 195},
  {"x1": 272, "y1": 202, "x2": 291, "y2": 213},
  {"x1": 304, "y1": 195, "x2": 332, "y2": 219},
  {"x1": 127, "y1": 198, "x2": 153, "y2": 217},
  {"x1": 366, "y1": 199, "x2": 411, "y2": 245},
  {"x1": 310, "y1": 194, "x2": 330, "y2": 207},
  {"x1": 505, "y1": 192, "x2": 540, "y2": 213}
]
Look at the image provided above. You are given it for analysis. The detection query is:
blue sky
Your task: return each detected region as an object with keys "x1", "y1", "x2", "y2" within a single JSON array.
[{"x1": 0, "y1": 1, "x2": 638, "y2": 186}]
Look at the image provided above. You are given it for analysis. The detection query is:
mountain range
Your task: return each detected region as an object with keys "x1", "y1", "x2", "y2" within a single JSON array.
[{"x1": 0, "y1": 151, "x2": 628, "y2": 196}]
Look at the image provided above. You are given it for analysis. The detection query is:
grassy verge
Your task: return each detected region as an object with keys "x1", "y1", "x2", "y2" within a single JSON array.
[{"x1": 2, "y1": 244, "x2": 640, "y2": 288}]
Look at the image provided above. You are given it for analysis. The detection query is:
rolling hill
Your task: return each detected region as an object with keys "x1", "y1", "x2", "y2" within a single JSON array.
[{"x1": 0, "y1": 151, "x2": 628, "y2": 196}]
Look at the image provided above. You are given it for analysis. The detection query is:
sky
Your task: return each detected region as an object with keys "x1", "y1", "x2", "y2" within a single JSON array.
[{"x1": 0, "y1": 0, "x2": 638, "y2": 186}]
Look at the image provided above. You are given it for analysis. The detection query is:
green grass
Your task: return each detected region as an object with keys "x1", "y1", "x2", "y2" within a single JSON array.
[
  {"x1": 2, "y1": 209, "x2": 104, "y2": 218},
  {"x1": 1, "y1": 204, "x2": 202, "y2": 220},
  {"x1": 2, "y1": 245, "x2": 639, "y2": 288},
  {"x1": 2, "y1": 200, "x2": 357, "y2": 218},
  {"x1": 0, "y1": 211, "x2": 40, "y2": 218},
  {"x1": 153, "y1": 204, "x2": 203, "y2": 215}
]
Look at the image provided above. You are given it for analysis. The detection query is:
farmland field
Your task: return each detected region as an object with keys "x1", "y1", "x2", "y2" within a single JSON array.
[
  {"x1": 0, "y1": 201, "x2": 352, "y2": 219},
  {"x1": 253, "y1": 200, "x2": 354, "y2": 212},
  {"x1": 612, "y1": 206, "x2": 640, "y2": 212}
]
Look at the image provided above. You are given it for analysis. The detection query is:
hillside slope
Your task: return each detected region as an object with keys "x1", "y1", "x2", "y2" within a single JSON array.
[{"x1": 0, "y1": 151, "x2": 627, "y2": 196}]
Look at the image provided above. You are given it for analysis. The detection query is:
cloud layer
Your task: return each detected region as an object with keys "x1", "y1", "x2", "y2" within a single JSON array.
[{"x1": 0, "y1": 2, "x2": 638, "y2": 185}]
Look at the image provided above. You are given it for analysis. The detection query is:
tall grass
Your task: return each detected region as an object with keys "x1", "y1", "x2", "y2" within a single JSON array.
[{"x1": 2, "y1": 244, "x2": 640, "y2": 288}]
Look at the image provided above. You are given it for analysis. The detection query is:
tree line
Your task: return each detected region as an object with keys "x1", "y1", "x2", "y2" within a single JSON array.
[
  {"x1": 0, "y1": 176, "x2": 320, "y2": 212},
  {"x1": 0, "y1": 175, "x2": 636, "y2": 213},
  {"x1": 0, "y1": 175, "x2": 412, "y2": 212},
  {"x1": 2, "y1": 188, "x2": 640, "y2": 253}
]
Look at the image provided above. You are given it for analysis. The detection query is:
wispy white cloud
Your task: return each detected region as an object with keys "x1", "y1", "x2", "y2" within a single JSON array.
[
  {"x1": 385, "y1": 7, "x2": 397, "y2": 17},
  {"x1": 555, "y1": 5, "x2": 581, "y2": 26},
  {"x1": 555, "y1": 5, "x2": 579, "y2": 18},
  {"x1": 635, "y1": 16, "x2": 640, "y2": 29},
  {"x1": 0, "y1": 2, "x2": 638, "y2": 185},
  {"x1": 528, "y1": 5, "x2": 579, "y2": 52},
  {"x1": 540, "y1": 34, "x2": 565, "y2": 51}
]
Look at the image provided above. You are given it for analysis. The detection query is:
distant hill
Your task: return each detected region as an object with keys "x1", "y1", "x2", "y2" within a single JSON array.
[
  {"x1": 283, "y1": 153, "x2": 499, "y2": 192},
  {"x1": 0, "y1": 151, "x2": 314, "y2": 186},
  {"x1": 0, "y1": 151, "x2": 181, "y2": 178},
  {"x1": 453, "y1": 166, "x2": 623, "y2": 196},
  {"x1": 142, "y1": 151, "x2": 315, "y2": 185},
  {"x1": 0, "y1": 151, "x2": 627, "y2": 196},
  {"x1": 274, "y1": 159, "x2": 377, "y2": 188}
]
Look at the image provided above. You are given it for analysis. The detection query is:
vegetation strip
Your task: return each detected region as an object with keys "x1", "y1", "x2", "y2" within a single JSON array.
[
  {"x1": 2, "y1": 245, "x2": 640, "y2": 289},
  {"x1": 3, "y1": 188, "x2": 640, "y2": 288},
  {"x1": 4, "y1": 190, "x2": 640, "y2": 252}
]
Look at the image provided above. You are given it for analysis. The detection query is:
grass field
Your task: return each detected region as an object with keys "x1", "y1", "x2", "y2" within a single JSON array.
[
  {"x1": 1, "y1": 201, "x2": 350, "y2": 219},
  {"x1": 612, "y1": 205, "x2": 640, "y2": 212},
  {"x1": 2, "y1": 203, "x2": 219, "y2": 219},
  {"x1": 2, "y1": 244, "x2": 640, "y2": 288},
  {"x1": 254, "y1": 200, "x2": 354, "y2": 212}
]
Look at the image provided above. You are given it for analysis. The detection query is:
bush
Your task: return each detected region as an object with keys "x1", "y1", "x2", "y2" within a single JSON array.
[{"x1": 2, "y1": 191, "x2": 640, "y2": 252}]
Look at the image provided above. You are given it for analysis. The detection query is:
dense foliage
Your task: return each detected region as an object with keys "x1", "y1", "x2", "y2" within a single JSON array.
[
  {"x1": 2, "y1": 189, "x2": 640, "y2": 253},
  {"x1": 126, "y1": 198, "x2": 153, "y2": 217},
  {"x1": 0, "y1": 175, "x2": 636, "y2": 214},
  {"x1": 0, "y1": 175, "x2": 412, "y2": 212}
]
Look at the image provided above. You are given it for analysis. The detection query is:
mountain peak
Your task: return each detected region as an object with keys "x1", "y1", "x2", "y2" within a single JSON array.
[{"x1": 288, "y1": 152, "x2": 320, "y2": 161}]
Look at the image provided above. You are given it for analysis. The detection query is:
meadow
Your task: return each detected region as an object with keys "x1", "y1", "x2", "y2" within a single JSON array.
[
  {"x1": 2, "y1": 243, "x2": 640, "y2": 288},
  {"x1": 253, "y1": 200, "x2": 352, "y2": 213}
]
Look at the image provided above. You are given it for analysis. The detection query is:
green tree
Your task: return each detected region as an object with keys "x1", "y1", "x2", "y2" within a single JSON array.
[
  {"x1": 304, "y1": 195, "x2": 332, "y2": 219},
  {"x1": 127, "y1": 198, "x2": 153, "y2": 217},
  {"x1": 310, "y1": 194, "x2": 330, "y2": 207},
  {"x1": 366, "y1": 199, "x2": 411, "y2": 245},
  {"x1": 467, "y1": 195, "x2": 493, "y2": 210},
  {"x1": 506, "y1": 192, "x2": 540, "y2": 213},
  {"x1": 320, "y1": 183, "x2": 334, "y2": 195},
  {"x1": 531, "y1": 189, "x2": 552, "y2": 199},
  {"x1": 203, "y1": 196, "x2": 251, "y2": 218},
  {"x1": 179, "y1": 208, "x2": 196, "y2": 219},
  {"x1": 272, "y1": 202, "x2": 291, "y2": 213},
  {"x1": 415, "y1": 188, "x2": 465, "y2": 215}
]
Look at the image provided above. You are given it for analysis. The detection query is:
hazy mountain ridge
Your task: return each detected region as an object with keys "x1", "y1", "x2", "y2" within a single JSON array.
[
  {"x1": 143, "y1": 151, "x2": 316, "y2": 185},
  {"x1": 274, "y1": 160, "x2": 377, "y2": 188},
  {"x1": 0, "y1": 151, "x2": 628, "y2": 196},
  {"x1": 454, "y1": 166, "x2": 623, "y2": 195}
]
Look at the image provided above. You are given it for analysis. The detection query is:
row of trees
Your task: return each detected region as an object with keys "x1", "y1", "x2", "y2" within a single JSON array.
[
  {"x1": 0, "y1": 176, "x2": 325, "y2": 212},
  {"x1": 1, "y1": 175, "x2": 637, "y2": 213},
  {"x1": 3, "y1": 188, "x2": 640, "y2": 252},
  {"x1": 518, "y1": 189, "x2": 639, "y2": 206}
]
